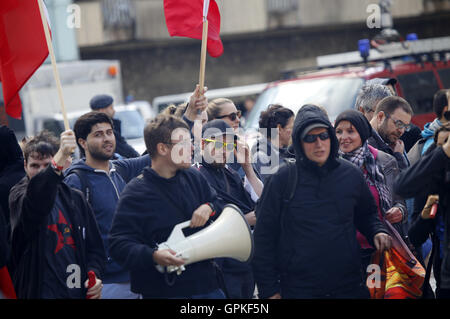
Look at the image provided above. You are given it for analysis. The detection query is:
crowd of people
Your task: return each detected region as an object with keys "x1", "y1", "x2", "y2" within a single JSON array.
[{"x1": 0, "y1": 81, "x2": 449, "y2": 299}]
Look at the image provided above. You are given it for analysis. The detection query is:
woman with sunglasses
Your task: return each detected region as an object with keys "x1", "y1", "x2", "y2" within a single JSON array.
[
  {"x1": 335, "y1": 109, "x2": 407, "y2": 274},
  {"x1": 207, "y1": 98, "x2": 263, "y2": 191},
  {"x1": 252, "y1": 104, "x2": 294, "y2": 182}
]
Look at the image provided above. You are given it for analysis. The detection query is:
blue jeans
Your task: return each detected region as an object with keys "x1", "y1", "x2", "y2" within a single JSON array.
[{"x1": 102, "y1": 282, "x2": 140, "y2": 299}]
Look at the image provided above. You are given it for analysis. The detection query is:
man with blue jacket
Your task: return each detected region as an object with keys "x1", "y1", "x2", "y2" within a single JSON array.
[
  {"x1": 109, "y1": 114, "x2": 224, "y2": 299},
  {"x1": 64, "y1": 111, "x2": 150, "y2": 299}
]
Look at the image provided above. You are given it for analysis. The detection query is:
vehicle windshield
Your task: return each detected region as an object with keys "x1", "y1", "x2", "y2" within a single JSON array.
[
  {"x1": 244, "y1": 77, "x2": 364, "y2": 131},
  {"x1": 114, "y1": 109, "x2": 145, "y2": 140}
]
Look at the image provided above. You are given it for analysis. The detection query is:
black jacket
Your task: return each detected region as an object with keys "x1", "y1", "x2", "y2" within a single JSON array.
[
  {"x1": 368, "y1": 128, "x2": 409, "y2": 171},
  {"x1": 394, "y1": 146, "x2": 450, "y2": 290},
  {"x1": 8, "y1": 166, "x2": 105, "y2": 299},
  {"x1": 197, "y1": 162, "x2": 255, "y2": 274},
  {"x1": 0, "y1": 126, "x2": 25, "y2": 239},
  {"x1": 252, "y1": 105, "x2": 387, "y2": 299},
  {"x1": 109, "y1": 167, "x2": 221, "y2": 298},
  {"x1": 113, "y1": 119, "x2": 140, "y2": 158}
]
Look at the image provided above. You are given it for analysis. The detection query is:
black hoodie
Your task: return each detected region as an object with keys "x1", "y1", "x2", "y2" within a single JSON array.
[
  {"x1": 0, "y1": 126, "x2": 25, "y2": 237},
  {"x1": 252, "y1": 105, "x2": 387, "y2": 299}
]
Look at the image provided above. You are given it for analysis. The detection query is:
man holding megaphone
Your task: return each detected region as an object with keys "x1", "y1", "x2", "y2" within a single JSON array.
[{"x1": 109, "y1": 114, "x2": 226, "y2": 299}]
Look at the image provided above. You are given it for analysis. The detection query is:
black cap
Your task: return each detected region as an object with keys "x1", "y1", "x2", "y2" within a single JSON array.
[
  {"x1": 202, "y1": 119, "x2": 236, "y2": 140},
  {"x1": 334, "y1": 109, "x2": 372, "y2": 144},
  {"x1": 90, "y1": 94, "x2": 113, "y2": 110}
]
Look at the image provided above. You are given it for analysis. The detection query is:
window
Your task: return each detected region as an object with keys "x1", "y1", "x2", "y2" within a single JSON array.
[
  {"x1": 438, "y1": 69, "x2": 450, "y2": 88},
  {"x1": 397, "y1": 71, "x2": 440, "y2": 115}
]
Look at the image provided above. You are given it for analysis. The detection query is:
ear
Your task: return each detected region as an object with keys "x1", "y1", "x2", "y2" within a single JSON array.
[
  {"x1": 377, "y1": 111, "x2": 385, "y2": 123},
  {"x1": 78, "y1": 137, "x2": 87, "y2": 151},
  {"x1": 156, "y1": 142, "x2": 168, "y2": 157}
]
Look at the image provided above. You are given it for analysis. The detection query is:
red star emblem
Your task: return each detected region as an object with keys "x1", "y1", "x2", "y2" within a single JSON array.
[{"x1": 47, "y1": 210, "x2": 76, "y2": 254}]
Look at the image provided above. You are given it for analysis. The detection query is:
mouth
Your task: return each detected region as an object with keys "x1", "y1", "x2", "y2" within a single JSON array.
[{"x1": 103, "y1": 144, "x2": 114, "y2": 152}]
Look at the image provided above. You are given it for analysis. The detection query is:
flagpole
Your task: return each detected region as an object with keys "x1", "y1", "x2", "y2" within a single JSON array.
[
  {"x1": 198, "y1": 18, "x2": 208, "y2": 97},
  {"x1": 37, "y1": 0, "x2": 70, "y2": 131}
]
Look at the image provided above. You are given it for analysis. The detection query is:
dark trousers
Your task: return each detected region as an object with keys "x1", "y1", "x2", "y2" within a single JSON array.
[{"x1": 222, "y1": 271, "x2": 255, "y2": 299}]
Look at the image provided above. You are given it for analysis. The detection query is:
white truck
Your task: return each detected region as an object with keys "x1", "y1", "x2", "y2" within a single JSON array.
[{"x1": 11, "y1": 59, "x2": 125, "y2": 140}]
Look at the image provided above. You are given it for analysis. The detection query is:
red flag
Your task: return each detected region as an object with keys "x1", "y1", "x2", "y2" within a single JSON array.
[
  {"x1": 0, "y1": 0, "x2": 50, "y2": 119},
  {"x1": 163, "y1": 0, "x2": 224, "y2": 57},
  {"x1": 0, "y1": 266, "x2": 16, "y2": 299}
]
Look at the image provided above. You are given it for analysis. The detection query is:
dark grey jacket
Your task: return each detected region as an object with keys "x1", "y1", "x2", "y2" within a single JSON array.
[{"x1": 375, "y1": 149, "x2": 408, "y2": 223}]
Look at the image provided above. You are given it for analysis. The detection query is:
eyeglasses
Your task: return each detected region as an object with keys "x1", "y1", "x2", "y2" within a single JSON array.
[
  {"x1": 164, "y1": 138, "x2": 193, "y2": 147},
  {"x1": 203, "y1": 138, "x2": 236, "y2": 151},
  {"x1": 216, "y1": 110, "x2": 242, "y2": 121},
  {"x1": 385, "y1": 113, "x2": 411, "y2": 132},
  {"x1": 302, "y1": 131, "x2": 330, "y2": 143}
]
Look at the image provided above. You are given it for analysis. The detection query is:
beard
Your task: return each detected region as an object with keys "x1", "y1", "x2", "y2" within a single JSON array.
[
  {"x1": 378, "y1": 120, "x2": 397, "y2": 145},
  {"x1": 87, "y1": 142, "x2": 115, "y2": 161}
]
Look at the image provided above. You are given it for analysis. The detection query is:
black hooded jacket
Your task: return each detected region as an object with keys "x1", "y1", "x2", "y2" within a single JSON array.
[
  {"x1": 0, "y1": 126, "x2": 25, "y2": 237},
  {"x1": 252, "y1": 105, "x2": 387, "y2": 299}
]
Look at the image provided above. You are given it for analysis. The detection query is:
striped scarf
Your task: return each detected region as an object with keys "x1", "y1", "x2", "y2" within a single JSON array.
[{"x1": 339, "y1": 142, "x2": 392, "y2": 214}]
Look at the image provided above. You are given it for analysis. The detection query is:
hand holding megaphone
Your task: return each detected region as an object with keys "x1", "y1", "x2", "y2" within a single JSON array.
[{"x1": 153, "y1": 249, "x2": 186, "y2": 275}]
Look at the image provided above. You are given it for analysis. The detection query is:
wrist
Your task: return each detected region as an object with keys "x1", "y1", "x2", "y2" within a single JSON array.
[{"x1": 205, "y1": 202, "x2": 216, "y2": 217}]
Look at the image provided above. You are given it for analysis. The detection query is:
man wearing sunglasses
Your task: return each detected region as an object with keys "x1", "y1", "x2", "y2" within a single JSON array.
[
  {"x1": 196, "y1": 119, "x2": 260, "y2": 299},
  {"x1": 369, "y1": 96, "x2": 413, "y2": 171},
  {"x1": 253, "y1": 104, "x2": 391, "y2": 299}
]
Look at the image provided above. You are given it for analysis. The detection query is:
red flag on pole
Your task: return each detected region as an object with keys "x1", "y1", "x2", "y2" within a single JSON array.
[
  {"x1": 0, "y1": 266, "x2": 16, "y2": 299},
  {"x1": 0, "y1": 0, "x2": 50, "y2": 119},
  {"x1": 163, "y1": 0, "x2": 224, "y2": 57}
]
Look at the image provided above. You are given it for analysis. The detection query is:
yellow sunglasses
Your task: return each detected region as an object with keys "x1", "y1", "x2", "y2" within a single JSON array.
[{"x1": 203, "y1": 138, "x2": 236, "y2": 151}]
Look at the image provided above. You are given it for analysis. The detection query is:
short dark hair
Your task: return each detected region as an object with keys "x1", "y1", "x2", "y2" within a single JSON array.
[
  {"x1": 258, "y1": 104, "x2": 294, "y2": 139},
  {"x1": 433, "y1": 89, "x2": 449, "y2": 119},
  {"x1": 144, "y1": 114, "x2": 189, "y2": 158},
  {"x1": 23, "y1": 130, "x2": 60, "y2": 163},
  {"x1": 73, "y1": 111, "x2": 114, "y2": 150},
  {"x1": 375, "y1": 96, "x2": 413, "y2": 116}
]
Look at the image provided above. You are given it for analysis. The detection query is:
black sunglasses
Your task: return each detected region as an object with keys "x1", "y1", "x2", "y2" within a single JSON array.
[
  {"x1": 217, "y1": 110, "x2": 242, "y2": 121},
  {"x1": 303, "y1": 131, "x2": 330, "y2": 143}
]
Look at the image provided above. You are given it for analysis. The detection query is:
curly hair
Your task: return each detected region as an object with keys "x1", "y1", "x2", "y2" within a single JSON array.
[
  {"x1": 23, "y1": 130, "x2": 60, "y2": 162},
  {"x1": 258, "y1": 104, "x2": 294, "y2": 139}
]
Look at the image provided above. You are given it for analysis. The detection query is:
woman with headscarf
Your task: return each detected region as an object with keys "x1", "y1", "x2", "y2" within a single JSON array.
[{"x1": 334, "y1": 110, "x2": 408, "y2": 272}]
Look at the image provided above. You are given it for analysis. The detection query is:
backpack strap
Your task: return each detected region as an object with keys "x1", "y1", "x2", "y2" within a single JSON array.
[
  {"x1": 280, "y1": 158, "x2": 298, "y2": 232},
  {"x1": 67, "y1": 169, "x2": 92, "y2": 204}
]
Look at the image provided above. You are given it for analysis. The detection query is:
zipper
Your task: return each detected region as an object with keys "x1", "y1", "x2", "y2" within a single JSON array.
[{"x1": 94, "y1": 168, "x2": 120, "y2": 200}]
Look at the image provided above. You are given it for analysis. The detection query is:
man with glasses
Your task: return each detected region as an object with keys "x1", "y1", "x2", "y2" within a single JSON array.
[
  {"x1": 195, "y1": 119, "x2": 261, "y2": 299},
  {"x1": 368, "y1": 96, "x2": 413, "y2": 171},
  {"x1": 109, "y1": 114, "x2": 225, "y2": 299},
  {"x1": 252, "y1": 104, "x2": 391, "y2": 299}
]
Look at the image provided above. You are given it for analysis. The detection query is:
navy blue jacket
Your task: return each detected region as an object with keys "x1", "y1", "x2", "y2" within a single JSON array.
[
  {"x1": 252, "y1": 105, "x2": 387, "y2": 299},
  {"x1": 64, "y1": 155, "x2": 150, "y2": 284},
  {"x1": 108, "y1": 167, "x2": 221, "y2": 298}
]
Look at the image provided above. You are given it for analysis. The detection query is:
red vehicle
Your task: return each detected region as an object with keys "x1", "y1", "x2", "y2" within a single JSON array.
[{"x1": 245, "y1": 38, "x2": 450, "y2": 132}]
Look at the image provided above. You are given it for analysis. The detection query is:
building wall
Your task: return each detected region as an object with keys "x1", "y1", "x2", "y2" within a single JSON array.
[
  {"x1": 75, "y1": 0, "x2": 441, "y2": 46},
  {"x1": 80, "y1": 12, "x2": 450, "y2": 103}
]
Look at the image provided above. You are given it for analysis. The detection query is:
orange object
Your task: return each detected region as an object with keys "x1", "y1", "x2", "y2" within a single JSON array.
[{"x1": 108, "y1": 65, "x2": 118, "y2": 77}]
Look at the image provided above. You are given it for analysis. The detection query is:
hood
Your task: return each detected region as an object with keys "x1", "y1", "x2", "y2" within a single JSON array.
[
  {"x1": 292, "y1": 104, "x2": 339, "y2": 170},
  {"x1": 64, "y1": 159, "x2": 105, "y2": 175},
  {"x1": 0, "y1": 126, "x2": 24, "y2": 172},
  {"x1": 421, "y1": 118, "x2": 442, "y2": 139}
]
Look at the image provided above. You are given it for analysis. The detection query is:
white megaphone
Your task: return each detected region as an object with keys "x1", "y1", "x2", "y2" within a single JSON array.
[{"x1": 155, "y1": 204, "x2": 254, "y2": 275}]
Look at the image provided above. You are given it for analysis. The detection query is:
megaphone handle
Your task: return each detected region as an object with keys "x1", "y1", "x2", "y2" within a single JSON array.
[{"x1": 166, "y1": 220, "x2": 191, "y2": 244}]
